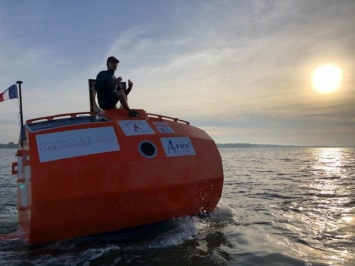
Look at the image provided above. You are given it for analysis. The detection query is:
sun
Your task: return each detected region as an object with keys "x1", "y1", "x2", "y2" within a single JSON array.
[{"x1": 311, "y1": 64, "x2": 343, "y2": 94}]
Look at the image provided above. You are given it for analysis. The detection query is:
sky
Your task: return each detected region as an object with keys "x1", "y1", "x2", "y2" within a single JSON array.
[{"x1": 0, "y1": 0, "x2": 354, "y2": 146}]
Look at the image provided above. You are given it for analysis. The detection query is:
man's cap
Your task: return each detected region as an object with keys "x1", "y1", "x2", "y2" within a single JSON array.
[{"x1": 107, "y1": 56, "x2": 119, "y2": 63}]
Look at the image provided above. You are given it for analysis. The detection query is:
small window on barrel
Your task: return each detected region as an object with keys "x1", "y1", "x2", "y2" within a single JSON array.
[{"x1": 139, "y1": 141, "x2": 157, "y2": 158}]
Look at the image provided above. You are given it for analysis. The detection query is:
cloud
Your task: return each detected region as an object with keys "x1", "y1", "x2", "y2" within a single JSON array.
[
  {"x1": 107, "y1": 26, "x2": 154, "y2": 58},
  {"x1": 1, "y1": 0, "x2": 355, "y2": 145}
]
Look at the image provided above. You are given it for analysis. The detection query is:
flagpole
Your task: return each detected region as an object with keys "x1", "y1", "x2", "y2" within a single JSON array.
[{"x1": 16, "y1": 81, "x2": 25, "y2": 147}]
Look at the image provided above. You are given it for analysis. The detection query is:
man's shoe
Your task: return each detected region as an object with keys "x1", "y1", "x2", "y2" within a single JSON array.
[{"x1": 129, "y1": 109, "x2": 142, "y2": 117}]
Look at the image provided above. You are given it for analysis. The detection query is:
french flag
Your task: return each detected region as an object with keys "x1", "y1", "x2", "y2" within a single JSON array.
[{"x1": 0, "y1": 84, "x2": 18, "y2": 102}]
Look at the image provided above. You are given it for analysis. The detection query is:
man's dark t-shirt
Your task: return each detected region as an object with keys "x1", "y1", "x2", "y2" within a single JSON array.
[{"x1": 95, "y1": 70, "x2": 119, "y2": 109}]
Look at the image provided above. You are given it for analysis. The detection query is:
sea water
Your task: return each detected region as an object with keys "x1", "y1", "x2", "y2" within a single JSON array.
[{"x1": 0, "y1": 147, "x2": 354, "y2": 265}]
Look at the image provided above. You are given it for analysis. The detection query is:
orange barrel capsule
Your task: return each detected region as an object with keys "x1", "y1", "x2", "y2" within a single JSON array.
[{"x1": 13, "y1": 109, "x2": 223, "y2": 244}]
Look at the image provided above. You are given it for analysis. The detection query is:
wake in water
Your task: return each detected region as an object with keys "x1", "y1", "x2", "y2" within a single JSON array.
[
  {"x1": 149, "y1": 203, "x2": 235, "y2": 249},
  {"x1": 0, "y1": 203, "x2": 235, "y2": 265},
  {"x1": 0, "y1": 228, "x2": 26, "y2": 242}
]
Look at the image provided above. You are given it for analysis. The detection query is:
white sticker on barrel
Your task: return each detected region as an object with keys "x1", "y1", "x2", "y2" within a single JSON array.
[
  {"x1": 118, "y1": 120, "x2": 155, "y2": 136},
  {"x1": 160, "y1": 137, "x2": 196, "y2": 157},
  {"x1": 153, "y1": 122, "x2": 175, "y2": 134},
  {"x1": 36, "y1": 126, "x2": 120, "y2": 162}
]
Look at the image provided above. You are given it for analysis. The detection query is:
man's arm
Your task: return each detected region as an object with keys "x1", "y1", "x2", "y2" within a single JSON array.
[
  {"x1": 95, "y1": 71, "x2": 122, "y2": 92},
  {"x1": 124, "y1": 79, "x2": 133, "y2": 96}
]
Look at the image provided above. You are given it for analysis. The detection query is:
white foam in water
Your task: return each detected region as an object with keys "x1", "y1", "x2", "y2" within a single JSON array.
[
  {"x1": 148, "y1": 203, "x2": 236, "y2": 249},
  {"x1": 29, "y1": 245, "x2": 120, "y2": 266},
  {"x1": 149, "y1": 216, "x2": 204, "y2": 248},
  {"x1": 210, "y1": 202, "x2": 235, "y2": 219}
]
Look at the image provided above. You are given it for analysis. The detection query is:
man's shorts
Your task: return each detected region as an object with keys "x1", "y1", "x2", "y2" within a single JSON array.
[{"x1": 99, "y1": 94, "x2": 119, "y2": 110}]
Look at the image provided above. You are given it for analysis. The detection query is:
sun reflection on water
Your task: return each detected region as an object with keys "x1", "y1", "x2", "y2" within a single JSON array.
[
  {"x1": 303, "y1": 148, "x2": 354, "y2": 263},
  {"x1": 313, "y1": 148, "x2": 344, "y2": 176},
  {"x1": 270, "y1": 148, "x2": 354, "y2": 264}
]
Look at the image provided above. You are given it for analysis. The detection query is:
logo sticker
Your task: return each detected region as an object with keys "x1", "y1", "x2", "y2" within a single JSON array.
[
  {"x1": 118, "y1": 120, "x2": 155, "y2": 136},
  {"x1": 36, "y1": 126, "x2": 120, "y2": 162},
  {"x1": 160, "y1": 137, "x2": 196, "y2": 157},
  {"x1": 153, "y1": 122, "x2": 175, "y2": 134}
]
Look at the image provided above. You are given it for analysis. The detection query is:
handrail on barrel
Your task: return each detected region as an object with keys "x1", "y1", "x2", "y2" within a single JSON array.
[
  {"x1": 26, "y1": 112, "x2": 93, "y2": 124},
  {"x1": 147, "y1": 113, "x2": 190, "y2": 125},
  {"x1": 25, "y1": 111, "x2": 190, "y2": 125}
]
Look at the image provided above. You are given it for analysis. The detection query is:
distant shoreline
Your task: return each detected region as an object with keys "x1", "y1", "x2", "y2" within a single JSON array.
[
  {"x1": 0, "y1": 142, "x2": 17, "y2": 149},
  {"x1": 1, "y1": 142, "x2": 353, "y2": 149},
  {"x1": 216, "y1": 143, "x2": 355, "y2": 148}
]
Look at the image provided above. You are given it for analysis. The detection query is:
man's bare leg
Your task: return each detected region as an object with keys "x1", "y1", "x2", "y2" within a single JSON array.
[
  {"x1": 116, "y1": 90, "x2": 141, "y2": 117},
  {"x1": 116, "y1": 90, "x2": 130, "y2": 112}
]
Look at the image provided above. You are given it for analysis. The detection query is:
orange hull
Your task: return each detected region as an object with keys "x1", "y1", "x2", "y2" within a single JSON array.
[{"x1": 12, "y1": 109, "x2": 223, "y2": 244}]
